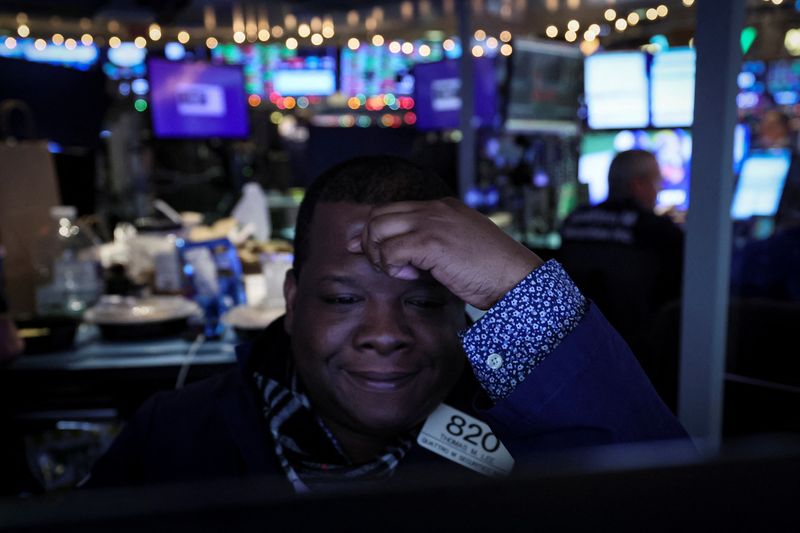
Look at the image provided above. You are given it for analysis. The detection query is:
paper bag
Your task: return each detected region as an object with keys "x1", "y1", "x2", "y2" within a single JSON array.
[{"x1": 0, "y1": 141, "x2": 61, "y2": 315}]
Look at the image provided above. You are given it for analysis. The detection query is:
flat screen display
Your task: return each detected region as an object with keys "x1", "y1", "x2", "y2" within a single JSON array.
[
  {"x1": 579, "y1": 125, "x2": 748, "y2": 209},
  {"x1": 578, "y1": 128, "x2": 692, "y2": 209},
  {"x1": 0, "y1": 38, "x2": 99, "y2": 71},
  {"x1": 210, "y1": 44, "x2": 336, "y2": 97},
  {"x1": 584, "y1": 52, "x2": 649, "y2": 130},
  {"x1": 731, "y1": 149, "x2": 792, "y2": 220},
  {"x1": 413, "y1": 57, "x2": 496, "y2": 130},
  {"x1": 506, "y1": 38, "x2": 582, "y2": 133},
  {"x1": 273, "y1": 69, "x2": 336, "y2": 96},
  {"x1": 148, "y1": 58, "x2": 249, "y2": 139},
  {"x1": 650, "y1": 48, "x2": 696, "y2": 128},
  {"x1": 340, "y1": 45, "x2": 415, "y2": 97}
]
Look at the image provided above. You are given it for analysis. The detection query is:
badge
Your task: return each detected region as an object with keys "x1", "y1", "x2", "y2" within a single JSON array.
[{"x1": 416, "y1": 403, "x2": 515, "y2": 477}]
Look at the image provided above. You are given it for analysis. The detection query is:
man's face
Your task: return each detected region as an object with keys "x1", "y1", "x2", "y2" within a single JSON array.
[
  {"x1": 759, "y1": 111, "x2": 789, "y2": 147},
  {"x1": 283, "y1": 202, "x2": 467, "y2": 439}
]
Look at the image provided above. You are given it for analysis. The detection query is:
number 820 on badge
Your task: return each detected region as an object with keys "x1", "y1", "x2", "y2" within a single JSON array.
[{"x1": 417, "y1": 403, "x2": 515, "y2": 477}]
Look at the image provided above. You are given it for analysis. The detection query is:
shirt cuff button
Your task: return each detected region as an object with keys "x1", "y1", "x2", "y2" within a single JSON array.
[{"x1": 486, "y1": 353, "x2": 504, "y2": 370}]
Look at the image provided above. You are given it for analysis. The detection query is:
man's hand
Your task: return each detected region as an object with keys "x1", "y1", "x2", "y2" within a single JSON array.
[{"x1": 346, "y1": 198, "x2": 544, "y2": 310}]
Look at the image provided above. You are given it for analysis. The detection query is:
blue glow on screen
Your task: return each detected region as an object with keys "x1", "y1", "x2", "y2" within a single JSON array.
[
  {"x1": 731, "y1": 149, "x2": 792, "y2": 220},
  {"x1": 164, "y1": 42, "x2": 186, "y2": 61},
  {"x1": 650, "y1": 48, "x2": 696, "y2": 128},
  {"x1": 0, "y1": 38, "x2": 98, "y2": 70},
  {"x1": 273, "y1": 69, "x2": 336, "y2": 96},
  {"x1": 108, "y1": 43, "x2": 147, "y2": 68},
  {"x1": 584, "y1": 52, "x2": 649, "y2": 129}
]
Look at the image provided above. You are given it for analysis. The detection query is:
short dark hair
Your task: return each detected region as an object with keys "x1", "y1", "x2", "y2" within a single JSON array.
[
  {"x1": 607, "y1": 149, "x2": 658, "y2": 199},
  {"x1": 292, "y1": 155, "x2": 454, "y2": 274}
]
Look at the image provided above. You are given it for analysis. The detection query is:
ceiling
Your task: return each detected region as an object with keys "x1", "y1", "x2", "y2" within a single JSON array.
[
  {"x1": 0, "y1": 1, "x2": 692, "y2": 38},
  {"x1": 0, "y1": 0, "x2": 791, "y2": 47}
]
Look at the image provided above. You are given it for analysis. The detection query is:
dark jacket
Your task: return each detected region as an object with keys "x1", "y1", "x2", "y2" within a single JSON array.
[
  {"x1": 557, "y1": 199, "x2": 685, "y2": 400},
  {"x1": 86, "y1": 304, "x2": 688, "y2": 490}
]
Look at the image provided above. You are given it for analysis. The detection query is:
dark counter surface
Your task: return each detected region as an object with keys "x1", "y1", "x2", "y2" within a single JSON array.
[{"x1": 7, "y1": 324, "x2": 237, "y2": 372}]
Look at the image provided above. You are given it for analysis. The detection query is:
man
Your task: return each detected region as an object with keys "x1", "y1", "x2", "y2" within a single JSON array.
[
  {"x1": 560, "y1": 149, "x2": 682, "y2": 250},
  {"x1": 87, "y1": 156, "x2": 686, "y2": 492},
  {"x1": 558, "y1": 150, "x2": 684, "y2": 410},
  {"x1": 754, "y1": 109, "x2": 794, "y2": 150}
]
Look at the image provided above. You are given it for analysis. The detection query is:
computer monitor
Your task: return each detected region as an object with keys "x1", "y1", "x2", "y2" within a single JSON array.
[
  {"x1": 148, "y1": 58, "x2": 249, "y2": 139},
  {"x1": 584, "y1": 51, "x2": 649, "y2": 130},
  {"x1": 650, "y1": 48, "x2": 696, "y2": 128},
  {"x1": 273, "y1": 69, "x2": 336, "y2": 96},
  {"x1": 506, "y1": 38, "x2": 583, "y2": 133},
  {"x1": 578, "y1": 129, "x2": 692, "y2": 209},
  {"x1": 271, "y1": 48, "x2": 337, "y2": 97},
  {"x1": 210, "y1": 44, "x2": 337, "y2": 97},
  {"x1": 730, "y1": 149, "x2": 792, "y2": 220},
  {"x1": 413, "y1": 57, "x2": 497, "y2": 131},
  {"x1": 340, "y1": 44, "x2": 415, "y2": 97},
  {"x1": 0, "y1": 38, "x2": 99, "y2": 71},
  {"x1": 579, "y1": 125, "x2": 749, "y2": 210}
]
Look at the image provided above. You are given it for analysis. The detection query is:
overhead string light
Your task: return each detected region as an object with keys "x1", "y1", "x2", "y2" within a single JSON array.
[
  {"x1": 149, "y1": 23, "x2": 161, "y2": 40},
  {"x1": 2, "y1": 3, "x2": 670, "y2": 54},
  {"x1": 322, "y1": 16, "x2": 334, "y2": 38},
  {"x1": 257, "y1": 5, "x2": 270, "y2": 41},
  {"x1": 245, "y1": 4, "x2": 257, "y2": 41}
]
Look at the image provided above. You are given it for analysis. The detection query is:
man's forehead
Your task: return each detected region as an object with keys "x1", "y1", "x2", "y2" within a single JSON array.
[
  {"x1": 304, "y1": 201, "x2": 449, "y2": 291},
  {"x1": 310, "y1": 202, "x2": 372, "y2": 239}
]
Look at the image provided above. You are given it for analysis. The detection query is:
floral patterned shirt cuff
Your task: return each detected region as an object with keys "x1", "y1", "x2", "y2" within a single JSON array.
[{"x1": 459, "y1": 260, "x2": 588, "y2": 402}]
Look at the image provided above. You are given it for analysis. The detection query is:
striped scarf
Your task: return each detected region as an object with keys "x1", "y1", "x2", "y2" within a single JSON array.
[{"x1": 252, "y1": 365, "x2": 413, "y2": 493}]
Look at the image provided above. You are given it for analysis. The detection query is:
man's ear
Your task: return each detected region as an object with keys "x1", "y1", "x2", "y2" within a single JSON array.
[{"x1": 283, "y1": 268, "x2": 298, "y2": 334}]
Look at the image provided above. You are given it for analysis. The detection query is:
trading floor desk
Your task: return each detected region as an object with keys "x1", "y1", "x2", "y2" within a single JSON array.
[
  {"x1": 2, "y1": 327, "x2": 238, "y2": 419},
  {"x1": 0, "y1": 327, "x2": 240, "y2": 495}
]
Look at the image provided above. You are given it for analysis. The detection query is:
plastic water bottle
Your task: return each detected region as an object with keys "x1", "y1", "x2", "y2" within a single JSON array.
[
  {"x1": 33, "y1": 206, "x2": 102, "y2": 318},
  {"x1": 232, "y1": 182, "x2": 271, "y2": 242}
]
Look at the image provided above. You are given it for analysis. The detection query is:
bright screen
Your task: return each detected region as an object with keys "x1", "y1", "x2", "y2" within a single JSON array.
[
  {"x1": 506, "y1": 38, "x2": 583, "y2": 133},
  {"x1": 651, "y1": 48, "x2": 696, "y2": 128},
  {"x1": 579, "y1": 125, "x2": 749, "y2": 209},
  {"x1": 148, "y1": 58, "x2": 249, "y2": 139},
  {"x1": 584, "y1": 52, "x2": 649, "y2": 129},
  {"x1": 273, "y1": 69, "x2": 336, "y2": 96},
  {"x1": 0, "y1": 38, "x2": 99, "y2": 71},
  {"x1": 578, "y1": 129, "x2": 692, "y2": 209},
  {"x1": 340, "y1": 45, "x2": 415, "y2": 97},
  {"x1": 731, "y1": 149, "x2": 792, "y2": 220},
  {"x1": 413, "y1": 57, "x2": 496, "y2": 130},
  {"x1": 210, "y1": 44, "x2": 336, "y2": 97}
]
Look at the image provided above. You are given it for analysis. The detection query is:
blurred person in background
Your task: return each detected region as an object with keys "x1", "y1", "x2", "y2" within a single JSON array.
[
  {"x1": 558, "y1": 150, "x2": 684, "y2": 410},
  {"x1": 85, "y1": 156, "x2": 687, "y2": 493},
  {"x1": 754, "y1": 108, "x2": 795, "y2": 150}
]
